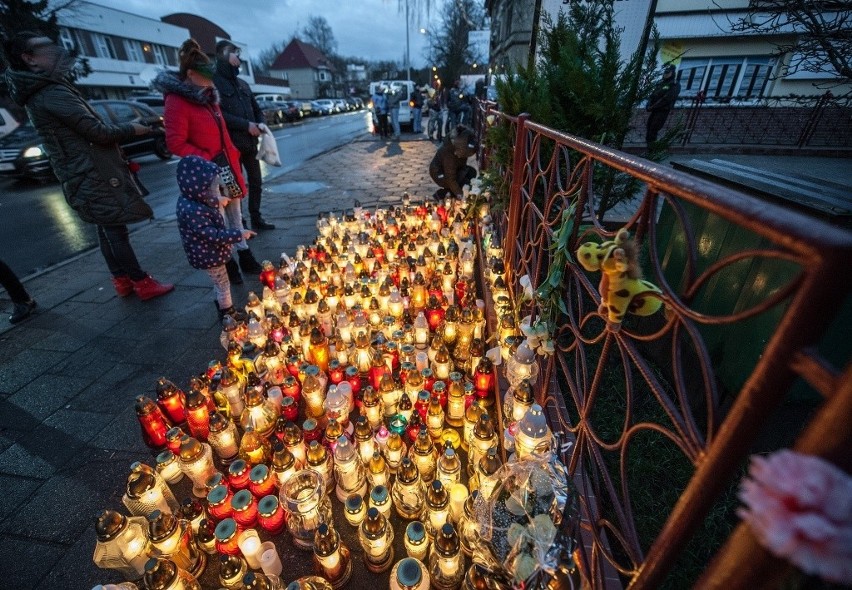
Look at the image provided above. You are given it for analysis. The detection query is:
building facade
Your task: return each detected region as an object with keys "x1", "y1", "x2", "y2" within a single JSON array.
[{"x1": 269, "y1": 39, "x2": 336, "y2": 99}]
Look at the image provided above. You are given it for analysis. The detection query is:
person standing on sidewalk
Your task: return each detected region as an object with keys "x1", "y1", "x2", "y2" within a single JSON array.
[
  {"x1": 154, "y1": 39, "x2": 264, "y2": 285},
  {"x1": 411, "y1": 87, "x2": 424, "y2": 134},
  {"x1": 2, "y1": 32, "x2": 174, "y2": 301},
  {"x1": 175, "y1": 156, "x2": 255, "y2": 320},
  {"x1": 372, "y1": 86, "x2": 389, "y2": 139},
  {"x1": 645, "y1": 64, "x2": 680, "y2": 144},
  {"x1": 0, "y1": 259, "x2": 36, "y2": 324},
  {"x1": 387, "y1": 86, "x2": 404, "y2": 140},
  {"x1": 212, "y1": 40, "x2": 275, "y2": 232}
]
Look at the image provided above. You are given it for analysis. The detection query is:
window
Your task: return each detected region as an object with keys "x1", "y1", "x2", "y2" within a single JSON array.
[
  {"x1": 123, "y1": 39, "x2": 144, "y2": 63},
  {"x1": 318, "y1": 71, "x2": 328, "y2": 81},
  {"x1": 91, "y1": 33, "x2": 116, "y2": 59},
  {"x1": 59, "y1": 28, "x2": 75, "y2": 51},
  {"x1": 152, "y1": 44, "x2": 166, "y2": 66},
  {"x1": 676, "y1": 56, "x2": 775, "y2": 103}
]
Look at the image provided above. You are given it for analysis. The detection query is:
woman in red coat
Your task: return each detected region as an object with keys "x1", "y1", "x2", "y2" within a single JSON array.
[{"x1": 153, "y1": 38, "x2": 262, "y2": 281}]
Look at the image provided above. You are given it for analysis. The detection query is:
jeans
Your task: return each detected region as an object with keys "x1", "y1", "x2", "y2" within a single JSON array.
[
  {"x1": 390, "y1": 107, "x2": 401, "y2": 137},
  {"x1": 240, "y1": 149, "x2": 264, "y2": 220},
  {"x1": 97, "y1": 224, "x2": 146, "y2": 281},
  {"x1": 220, "y1": 199, "x2": 248, "y2": 251},
  {"x1": 0, "y1": 259, "x2": 30, "y2": 304},
  {"x1": 206, "y1": 264, "x2": 232, "y2": 309},
  {"x1": 412, "y1": 108, "x2": 422, "y2": 133},
  {"x1": 440, "y1": 108, "x2": 448, "y2": 139}
]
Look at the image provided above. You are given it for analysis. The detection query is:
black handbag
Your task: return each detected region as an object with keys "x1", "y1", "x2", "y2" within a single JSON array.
[{"x1": 210, "y1": 108, "x2": 244, "y2": 199}]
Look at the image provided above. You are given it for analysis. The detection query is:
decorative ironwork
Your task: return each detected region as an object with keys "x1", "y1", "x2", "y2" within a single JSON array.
[{"x1": 478, "y1": 100, "x2": 852, "y2": 588}]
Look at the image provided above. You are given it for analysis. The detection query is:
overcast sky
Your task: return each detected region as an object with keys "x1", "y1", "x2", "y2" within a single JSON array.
[{"x1": 87, "y1": 0, "x2": 437, "y2": 67}]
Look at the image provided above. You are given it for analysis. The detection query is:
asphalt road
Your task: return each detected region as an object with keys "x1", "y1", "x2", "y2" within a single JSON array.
[{"x1": 0, "y1": 109, "x2": 373, "y2": 277}]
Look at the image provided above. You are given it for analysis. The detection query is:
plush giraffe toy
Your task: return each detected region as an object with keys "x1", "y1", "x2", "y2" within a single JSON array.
[{"x1": 576, "y1": 228, "x2": 663, "y2": 328}]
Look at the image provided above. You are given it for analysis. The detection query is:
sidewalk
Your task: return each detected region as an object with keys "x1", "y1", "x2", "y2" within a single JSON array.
[{"x1": 0, "y1": 134, "x2": 438, "y2": 589}]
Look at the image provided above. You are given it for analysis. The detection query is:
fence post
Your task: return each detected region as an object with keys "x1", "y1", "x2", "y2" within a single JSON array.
[
  {"x1": 503, "y1": 113, "x2": 530, "y2": 286},
  {"x1": 681, "y1": 90, "x2": 705, "y2": 146},
  {"x1": 796, "y1": 91, "x2": 832, "y2": 148}
]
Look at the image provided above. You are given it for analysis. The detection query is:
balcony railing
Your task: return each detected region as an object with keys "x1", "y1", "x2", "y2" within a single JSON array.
[{"x1": 475, "y1": 102, "x2": 852, "y2": 588}]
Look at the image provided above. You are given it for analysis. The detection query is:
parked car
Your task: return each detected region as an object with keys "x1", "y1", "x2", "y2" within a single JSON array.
[
  {"x1": 345, "y1": 97, "x2": 362, "y2": 111},
  {"x1": 334, "y1": 99, "x2": 349, "y2": 112},
  {"x1": 281, "y1": 101, "x2": 303, "y2": 122},
  {"x1": 129, "y1": 94, "x2": 165, "y2": 115},
  {"x1": 314, "y1": 99, "x2": 337, "y2": 115},
  {"x1": 260, "y1": 103, "x2": 285, "y2": 125},
  {"x1": 311, "y1": 100, "x2": 332, "y2": 116},
  {"x1": 0, "y1": 108, "x2": 20, "y2": 139},
  {"x1": 0, "y1": 99, "x2": 170, "y2": 182}
]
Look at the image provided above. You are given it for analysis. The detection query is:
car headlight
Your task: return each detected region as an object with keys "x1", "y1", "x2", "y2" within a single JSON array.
[{"x1": 23, "y1": 145, "x2": 44, "y2": 158}]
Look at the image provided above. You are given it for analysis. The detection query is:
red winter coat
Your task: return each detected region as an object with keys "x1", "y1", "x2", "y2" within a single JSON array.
[{"x1": 154, "y1": 71, "x2": 247, "y2": 197}]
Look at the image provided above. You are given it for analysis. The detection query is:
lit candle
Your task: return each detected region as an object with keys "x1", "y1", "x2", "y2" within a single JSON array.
[
  {"x1": 448, "y1": 483, "x2": 469, "y2": 524},
  {"x1": 237, "y1": 528, "x2": 263, "y2": 570}
]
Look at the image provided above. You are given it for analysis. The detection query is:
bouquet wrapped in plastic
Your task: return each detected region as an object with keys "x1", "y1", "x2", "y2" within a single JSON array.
[{"x1": 473, "y1": 453, "x2": 581, "y2": 589}]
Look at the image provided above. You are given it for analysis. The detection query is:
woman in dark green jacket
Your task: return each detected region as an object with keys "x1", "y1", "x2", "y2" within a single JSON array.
[{"x1": 2, "y1": 32, "x2": 173, "y2": 301}]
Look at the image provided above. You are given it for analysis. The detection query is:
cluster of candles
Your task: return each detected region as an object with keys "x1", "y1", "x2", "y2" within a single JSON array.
[{"x1": 94, "y1": 195, "x2": 554, "y2": 590}]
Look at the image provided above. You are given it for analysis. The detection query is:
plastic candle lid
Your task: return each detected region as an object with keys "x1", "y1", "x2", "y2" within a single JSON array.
[
  {"x1": 396, "y1": 557, "x2": 423, "y2": 586},
  {"x1": 406, "y1": 521, "x2": 426, "y2": 543}
]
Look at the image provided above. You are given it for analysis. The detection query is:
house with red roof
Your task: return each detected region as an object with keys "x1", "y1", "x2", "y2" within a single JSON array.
[{"x1": 269, "y1": 38, "x2": 337, "y2": 99}]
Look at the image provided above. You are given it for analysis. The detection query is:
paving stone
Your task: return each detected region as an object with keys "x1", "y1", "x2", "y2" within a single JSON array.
[
  {"x1": 0, "y1": 349, "x2": 69, "y2": 393},
  {"x1": 2, "y1": 384, "x2": 70, "y2": 430},
  {"x1": 46, "y1": 337, "x2": 135, "y2": 379},
  {"x1": 0, "y1": 537, "x2": 66, "y2": 590},
  {"x1": 43, "y1": 409, "x2": 114, "y2": 444},
  {"x1": 89, "y1": 406, "x2": 150, "y2": 454},
  {"x1": 0, "y1": 474, "x2": 43, "y2": 521},
  {"x1": 0, "y1": 421, "x2": 88, "y2": 479},
  {"x1": 35, "y1": 532, "x2": 120, "y2": 590},
  {"x1": 1, "y1": 449, "x2": 136, "y2": 545},
  {"x1": 66, "y1": 364, "x2": 151, "y2": 415}
]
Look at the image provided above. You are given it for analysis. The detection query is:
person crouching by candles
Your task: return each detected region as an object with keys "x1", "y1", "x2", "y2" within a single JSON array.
[{"x1": 175, "y1": 155, "x2": 256, "y2": 320}]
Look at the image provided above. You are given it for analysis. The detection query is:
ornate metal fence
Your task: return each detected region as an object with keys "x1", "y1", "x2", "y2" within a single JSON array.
[{"x1": 477, "y1": 103, "x2": 852, "y2": 588}]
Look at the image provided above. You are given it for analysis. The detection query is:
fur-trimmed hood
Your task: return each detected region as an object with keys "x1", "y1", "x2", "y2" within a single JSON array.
[{"x1": 152, "y1": 70, "x2": 219, "y2": 106}]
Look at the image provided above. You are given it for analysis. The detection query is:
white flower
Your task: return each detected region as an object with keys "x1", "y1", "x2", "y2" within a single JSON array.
[{"x1": 519, "y1": 275, "x2": 534, "y2": 302}]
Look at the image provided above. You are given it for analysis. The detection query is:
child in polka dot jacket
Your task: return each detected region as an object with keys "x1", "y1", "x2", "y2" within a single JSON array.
[{"x1": 176, "y1": 155, "x2": 255, "y2": 319}]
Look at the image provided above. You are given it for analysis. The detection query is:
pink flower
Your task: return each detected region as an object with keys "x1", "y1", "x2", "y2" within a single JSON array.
[{"x1": 737, "y1": 450, "x2": 852, "y2": 584}]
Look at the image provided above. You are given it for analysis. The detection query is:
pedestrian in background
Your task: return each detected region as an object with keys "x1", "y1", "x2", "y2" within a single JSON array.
[
  {"x1": 213, "y1": 40, "x2": 275, "y2": 231},
  {"x1": 428, "y1": 124, "x2": 478, "y2": 200},
  {"x1": 646, "y1": 64, "x2": 680, "y2": 144},
  {"x1": 387, "y1": 85, "x2": 403, "y2": 140},
  {"x1": 411, "y1": 87, "x2": 424, "y2": 134},
  {"x1": 2, "y1": 32, "x2": 174, "y2": 301},
  {"x1": 175, "y1": 156, "x2": 254, "y2": 320},
  {"x1": 372, "y1": 86, "x2": 389, "y2": 139},
  {"x1": 154, "y1": 38, "x2": 264, "y2": 285},
  {"x1": 0, "y1": 259, "x2": 36, "y2": 324}
]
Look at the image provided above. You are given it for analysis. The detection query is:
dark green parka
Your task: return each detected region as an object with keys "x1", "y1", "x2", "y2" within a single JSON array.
[{"x1": 5, "y1": 68, "x2": 153, "y2": 225}]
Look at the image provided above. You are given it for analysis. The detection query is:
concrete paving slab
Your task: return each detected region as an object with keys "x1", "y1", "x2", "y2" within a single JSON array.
[
  {"x1": 0, "y1": 349, "x2": 70, "y2": 396},
  {"x1": 0, "y1": 537, "x2": 66, "y2": 590},
  {"x1": 0, "y1": 474, "x2": 42, "y2": 520}
]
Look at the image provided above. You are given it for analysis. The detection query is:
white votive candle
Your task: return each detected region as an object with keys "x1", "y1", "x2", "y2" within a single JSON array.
[
  {"x1": 260, "y1": 541, "x2": 283, "y2": 576},
  {"x1": 238, "y1": 528, "x2": 263, "y2": 570}
]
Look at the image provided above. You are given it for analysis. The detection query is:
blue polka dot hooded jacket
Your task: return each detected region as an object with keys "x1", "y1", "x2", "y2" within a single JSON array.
[{"x1": 176, "y1": 155, "x2": 243, "y2": 270}]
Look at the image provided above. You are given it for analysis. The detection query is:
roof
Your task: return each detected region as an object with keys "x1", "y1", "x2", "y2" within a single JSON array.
[
  {"x1": 254, "y1": 75, "x2": 290, "y2": 89},
  {"x1": 160, "y1": 13, "x2": 230, "y2": 54},
  {"x1": 271, "y1": 38, "x2": 336, "y2": 73}
]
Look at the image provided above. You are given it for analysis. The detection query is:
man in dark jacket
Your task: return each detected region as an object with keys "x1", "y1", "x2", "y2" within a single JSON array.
[
  {"x1": 2, "y1": 31, "x2": 173, "y2": 301},
  {"x1": 429, "y1": 125, "x2": 478, "y2": 200},
  {"x1": 213, "y1": 40, "x2": 274, "y2": 231},
  {"x1": 645, "y1": 64, "x2": 681, "y2": 144}
]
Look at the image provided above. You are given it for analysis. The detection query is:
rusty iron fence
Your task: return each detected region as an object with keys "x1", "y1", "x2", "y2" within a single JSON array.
[{"x1": 475, "y1": 101, "x2": 852, "y2": 588}]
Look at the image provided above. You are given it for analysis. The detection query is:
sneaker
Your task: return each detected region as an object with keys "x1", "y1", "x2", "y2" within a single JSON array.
[
  {"x1": 132, "y1": 275, "x2": 174, "y2": 301},
  {"x1": 251, "y1": 217, "x2": 276, "y2": 231},
  {"x1": 9, "y1": 300, "x2": 36, "y2": 324},
  {"x1": 112, "y1": 276, "x2": 134, "y2": 297}
]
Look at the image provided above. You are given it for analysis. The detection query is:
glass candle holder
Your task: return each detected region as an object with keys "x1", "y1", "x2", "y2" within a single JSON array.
[
  {"x1": 369, "y1": 484, "x2": 392, "y2": 519},
  {"x1": 122, "y1": 470, "x2": 179, "y2": 518},
  {"x1": 208, "y1": 412, "x2": 240, "y2": 464},
  {"x1": 271, "y1": 444, "x2": 297, "y2": 487},
  {"x1": 390, "y1": 556, "x2": 431, "y2": 590},
  {"x1": 135, "y1": 396, "x2": 171, "y2": 451},
  {"x1": 436, "y1": 447, "x2": 461, "y2": 488},
  {"x1": 313, "y1": 523, "x2": 352, "y2": 589},
  {"x1": 165, "y1": 427, "x2": 185, "y2": 455},
  {"x1": 231, "y1": 489, "x2": 259, "y2": 529},
  {"x1": 214, "y1": 518, "x2": 241, "y2": 556},
  {"x1": 147, "y1": 510, "x2": 205, "y2": 579},
  {"x1": 515, "y1": 403, "x2": 553, "y2": 459},
  {"x1": 333, "y1": 436, "x2": 368, "y2": 503},
  {"x1": 257, "y1": 495, "x2": 286, "y2": 535},
  {"x1": 249, "y1": 464, "x2": 277, "y2": 498},
  {"x1": 155, "y1": 450, "x2": 184, "y2": 486},
  {"x1": 156, "y1": 377, "x2": 186, "y2": 425},
  {"x1": 197, "y1": 518, "x2": 217, "y2": 555},
  {"x1": 445, "y1": 373, "x2": 466, "y2": 427},
  {"x1": 141, "y1": 557, "x2": 200, "y2": 590},
  {"x1": 93, "y1": 509, "x2": 151, "y2": 579},
  {"x1": 237, "y1": 528, "x2": 263, "y2": 570},
  {"x1": 404, "y1": 521, "x2": 430, "y2": 561},
  {"x1": 280, "y1": 469, "x2": 333, "y2": 550},
  {"x1": 184, "y1": 388, "x2": 211, "y2": 441},
  {"x1": 458, "y1": 491, "x2": 481, "y2": 556},
  {"x1": 475, "y1": 448, "x2": 502, "y2": 500},
  {"x1": 392, "y1": 458, "x2": 426, "y2": 520},
  {"x1": 228, "y1": 459, "x2": 252, "y2": 491},
  {"x1": 180, "y1": 497, "x2": 206, "y2": 535},
  {"x1": 240, "y1": 387, "x2": 279, "y2": 439},
  {"x1": 384, "y1": 431, "x2": 406, "y2": 473},
  {"x1": 259, "y1": 542, "x2": 283, "y2": 577},
  {"x1": 344, "y1": 494, "x2": 366, "y2": 527},
  {"x1": 218, "y1": 553, "x2": 248, "y2": 589},
  {"x1": 429, "y1": 523, "x2": 464, "y2": 590},
  {"x1": 353, "y1": 416, "x2": 375, "y2": 465},
  {"x1": 306, "y1": 441, "x2": 334, "y2": 495},
  {"x1": 424, "y1": 480, "x2": 449, "y2": 538},
  {"x1": 358, "y1": 507, "x2": 394, "y2": 573},
  {"x1": 178, "y1": 437, "x2": 218, "y2": 498},
  {"x1": 448, "y1": 483, "x2": 469, "y2": 525},
  {"x1": 207, "y1": 484, "x2": 234, "y2": 521},
  {"x1": 367, "y1": 450, "x2": 390, "y2": 489}
]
